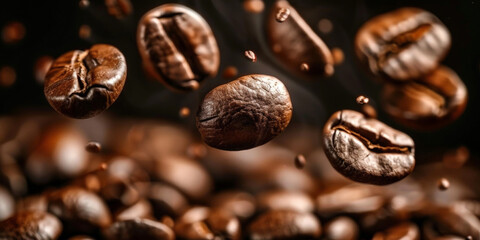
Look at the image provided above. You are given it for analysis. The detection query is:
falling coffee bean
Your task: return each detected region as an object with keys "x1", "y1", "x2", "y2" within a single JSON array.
[
  {"x1": 355, "y1": 7, "x2": 451, "y2": 81},
  {"x1": 44, "y1": 44, "x2": 127, "y2": 119},
  {"x1": 438, "y1": 178, "x2": 450, "y2": 191},
  {"x1": 196, "y1": 74, "x2": 292, "y2": 150},
  {"x1": 300, "y1": 63, "x2": 310, "y2": 72},
  {"x1": 0, "y1": 211, "x2": 63, "y2": 240},
  {"x1": 322, "y1": 110, "x2": 415, "y2": 185},
  {"x1": 275, "y1": 7, "x2": 290, "y2": 22},
  {"x1": 85, "y1": 141, "x2": 101, "y2": 153},
  {"x1": 356, "y1": 95, "x2": 369, "y2": 105},
  {"x1": 244, "y1": 50, "x2": 257, "y2": 62},
  {"x1": 294, "y1": 154, "x2": 307, "y2": 169},
  {"x1": 104, "y1": 218, "x2": 174, "y2": 240},
  {"x1": 381, "y1": 66, "x2": 467, "y2": 130},
  {"x1": 248, "y1": 210, "x2": 321, "y2": 239},
  {"x1": 137, "y1": 4, "x2": 220, "y2": 91},
  {"x1": 267, "y1": 0, "x2": 334, "y2": 77}
]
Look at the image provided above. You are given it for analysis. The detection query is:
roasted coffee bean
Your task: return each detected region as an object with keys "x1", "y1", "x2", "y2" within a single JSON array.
[
  {"x1": 275, "y1": 7, "x2": 290, "y2": 22},
  {"x1": 248, "y1": 209, "x2": 321, "y2": 240},
  {"x1": 47, "y1": 186, "x2": 112, "y2": 233},
  {"x1": 322, "y1": 110, "x2": 415, "y2": 185},
  {"x1": 174, "y1": 207, "x2": 241, "y2": 240},
  {"x1": 299, "y1": 62, "x2": 309, "y2": 72},
  {"x1": 210, "y1": 191, "x2": 256, "y2": 220},
  {"x1": 105, "y1": 0, "x2": 132, "y2": 19},
  {"x1": 114, "y1": 199, "x2": 153, "y2": 221},
  {"x1": 0, "y1": 211, "x2": 62, "y2": 240},
  {"x1": 372, "y1": 222, "x2": 419, "y2": 240},
  {"x1": 44, "y1": 44, "x2": 127, "y2": 119},
  {"x1": 196, "y1": 74, "x2": 292, "y2": 150},
  {"x1": 438, "y1": 178, "x2": 450, "y2": 191},
  {"x1": 137, "y1": 4, "x2": 220, "y2": 91},
  {"x1": 381, "y1": 66, "x2": 467, "y2": 130},
  {"x1": 148, "y1": 183, "x2": 189, "y2": 218},
  {"x1": 294, "y1": 154, "x2": 307, "y2": 169},
  {"x1": 244, "y1": 50, "x2": 257, "y2": 62},
  {"x1": 256, "y1": 190, "x2": 314, "y2": 213},
  {"x1": 85, "y1": 141, "x2": 101, "y2": 153},
  {"x1": 355, "y1": 8, "x2": 450, "y2": 81},
  {"x1": 356, "y1": 95, "x2": 369, "y2": 105},
  {"x1": 267, "y1": 0, "x2": 334, "y2": 76},
  {"x1": 79, "y1": 0, "x2": 89, "y2": 8},
  {"x1": 104, "y1": 218, "x2": 174, "y2": 240},
  {"x1": 323, "y1": 216, "x2": 359, "y2": 240},
  {"x1": 0, "y1": 186, "x2": 14, "y2": 220}
]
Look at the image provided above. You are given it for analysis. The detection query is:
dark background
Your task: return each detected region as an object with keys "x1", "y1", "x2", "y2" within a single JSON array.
[{"x1": 0, "y1": 0, "x2": 479, "y2": 161}]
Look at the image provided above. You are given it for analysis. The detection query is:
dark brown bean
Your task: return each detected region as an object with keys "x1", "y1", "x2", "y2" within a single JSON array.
[
  {"x1": 267, "y1": 0, "x2": 334, "y2": 77},
  {"x1": 381, "y1": 66, "x2": 467, "y2": 130},
  {"x1": 248, "y1": 209, "x2": 321, "y2": 240},
  {"x1": 85, "y1": 141, "x2": 101, "y2": 153},
  {"x1": 137, "y1": 4, "x2": 219, "y2": 91},
  {"x1": 294, "y1": 154, "x2": 307, "y2": 169},
  {"x1": 275, "y1": 7, "x2": 290, "y2": 22},
  {"x1": 372, "y1": 222, "x2": 419, "y2": 240},
  {"x1": 323, "y1": 216, "x2": 359, "y2": 240},
  {"x1": 322, "y1": 110, "x2": 415, "y2": 185},
  {"x1": 0, "y1": 211, "x2": 62, "y2": 240},
  {"x1": 104, "y1": 218, "x2": 174, "y2": 240},
  {"x1": 355, "y1": 8, "x2": 450, "y2": 81},
  {"x1": 438, "y1": 178, "x2": 450, "y2": 191},
  {"x1": 196, "y1": 74, "x2": 292, "y2": 150},
  {"x1": 44, "y1": 44, "x2": 127, "y2": 119},
  {"x1": 148, "y1": 183, "x2": 189, "y2": 218},
  {"x1": 114, "y1": 199, "x2": 153, "y2": 221},
  {"x1": 244, "y1": 50, "x2": 257, "y2": 62}
]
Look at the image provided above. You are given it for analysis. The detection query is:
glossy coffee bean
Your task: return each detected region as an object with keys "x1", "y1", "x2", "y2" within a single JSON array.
[
  {"x1": 196, "y1": 74, "x2": 292, "y2": 150},
  {"x1": 355, "y1": 8, "x2": 450, "y2": 81},
  {"x1": 248, "y1": 209, "x2": 321, "y2": 240},
  {"x1": 0, "y1": 211, "x2": 62, "y2": 240},
  {"x1": 323, "y1": 216, "x2": 359, "y2": 240},
  {"x1": 267, "y1": 0, "x2": 334, "y2": 77},
  {"x1": 372, "y1": 222, "x2": 419, "y2": 240},
  {"x1": 137, "y1": 4, "x2": 220, "y2": 91},
  {"x1": 44, "y1": 44, "x2": 127, "y2": 119},
  {"x1": 322, "y1": 110, "x2": 415, "y2": 185},
  {"x1": 47, "y1": 186, "x2": 112, "y2": 233},
  {"x1": 256, "y1": 190, "x2": 314, "y2": 213},
  {"x1": 104, "y1": 218, "x2": 174, "y2": 240},
  {"x1": 114, "y1": 199, "x2": 153, "y2": 221},
  {"x1": 381, "y1": 66, "x2": 467, "y2": 130}
]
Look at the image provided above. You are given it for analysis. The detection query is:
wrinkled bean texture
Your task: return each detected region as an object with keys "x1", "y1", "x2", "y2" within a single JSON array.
[{"x1": 196, "y1": 74, "x2": 292, "y2": 151}]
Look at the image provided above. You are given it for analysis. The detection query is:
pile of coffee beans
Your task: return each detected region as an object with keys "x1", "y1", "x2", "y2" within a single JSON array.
[{"x1": 0, "y1": 0, "x2": 478, "y2": 240}]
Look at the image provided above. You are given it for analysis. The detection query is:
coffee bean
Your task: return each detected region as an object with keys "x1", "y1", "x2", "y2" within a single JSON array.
[
  {"x1": 355, "y1": 7, "x2": 450, "y2": 81},
  {"x1": 2, "y1": 21, "x2": 25, "y2": 44},
  {"x1": 148, "y1": 183, "x2": 189, "y2": 218},
  {"x1": 85, "y1": 141, "x2": 101, "y2": 153},
  {"x1": 104, "y1": 218, "x2": 174, "y2": 240},
  {"x1": 372, "y1": 222, "x2": 419, "y2": 240},
  {"x1": 322, "y1": 110, "x2": 415, "y2": 185},
  {"x1": 137, "y1": 4, "x2": 220, "y2": 91},
  {"x1": 356, "y1": 95, "x2": 369, "y2": 105},
  {"x1": 0, "y1": 211, "x2": 62, "y2": 240},
  {"x1": 114, "y1": 198, "x2": 153, "y2": 221},
  {"x1": 221, "y1": 66, "x2": 238, "y2": 79},
  {"x1": 299, "y1": 62, "x2": 309, "y2": 72},
  {"x1": 294, "y1": 154, "x2": 307, "y2": 169},
  {"x1": 196, "y1": 74, "x2": 292, "y2": 150},
  {"x1": 324, "y1": 216, "x2": 359, "y2": 240},
  {"x1": 275, "y1": 7, "x2": 290, "y2": 22},
  {"x1": 105, "y1": 0, "x2": 132, "y2": 19},
  {"x1": 267, "y1": 0, "x2": 334, "y2": 77},
  {"x1": 438, "y1": 178, "x2": 450, "y2": 191},
  {"x1": 44, "y1": 44, "x2": 127, "y2": 119},
  {"x1": 381, "y1": 66, "x2": 467, "y2": 130},
  {"x1": 256, "y1": 190, "x2": 314, "y2": 213},
  {"x1": 248, "y1": 209, "x2": 321, "y2": 240},
  {"x1": 34, "y1": 56, "x2": 54, "y2": 84},
  {"x1": 47, "y1": 186, "x2": 112, "y2": 233},
  {"x1": 243, "y1": 0, "x2": 264, "y2": 13},
  {"x1": 0, "y1": 186, "x2": 14, "y2": 220},
  {"x1": 244, "y1": 50, "x2": 257, "y2": 62},
  {"x1": 78, "y1": 25, "x2": 91, "y2": 39}
]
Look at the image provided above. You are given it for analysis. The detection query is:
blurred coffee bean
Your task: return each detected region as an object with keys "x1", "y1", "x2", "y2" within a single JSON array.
[
  {"x1": 47, "y1": 186, "x2": 112, "y2": 233},
  {"x1": 34, "y1": 56, "x2": 54, "y2": 84},
  {"x1": 44, "y1": 44, "x2": 127, "y2": 119},
  {"x1": 16, "y1": 194, "x2": 48, "y2": 213},
  {"x1": 244, "y1": 50, "x2": 257, "y2": 62},
  {"x1": 0, "y1": 66, "x2": 16, "y2": 87},
  {"x1": 256, "y1": 190, "x2": 314, "y2": 213},
  {"x1": 105, "y1": 0, "x2": 132, "y2": 19},
  {"x1": 372, "y1": 222, "x2": 419, "y2": 240},
  {"x1": 137, "y1": 4, "x2": 219, "y2": 91},
  {"x1": 438, "y1": 178, "x2": 450, "y2": 191},
  {"x1": 382, "y1": 66, "x2": 467, "y2": 130},
  {"x1": 332, "y1": 48, "x2": 344, "y2": 65},
  {"x1": 275, "y1": 7, "x2": 290, "y2": 22},
  {"x1": 0, "y1": 186, "x2": 14, "y2": 220},
  {"x1": 355, "y1": 8, "x2": 450, "y2": 81},
  {"x1": 210, "y1": 191, "x2": 256, "y2": 220},
  {"x1": 356, "y1": 95, "x2": 369, "y2": 105},
  {"x1": 153, "y1": 155, "x2": 212, "y2": 201},
  {"x1": 114, "y1": 199, "x2": 153, "y2": 221},
  {"x1": 323, "y1": 216, "x2": 359, "y2": 240},
  {"x1": 179, "y1": 107, "x2": 191, "y2": 118},
  {"x1": 243, "y1": 0, "x2": 264, "y2": 13},
  {"x1": 0, "y1": 211, "x2": 62, "y2": 240},
  {"x1": 294, "y1": 154, "x2": 307, "y2": 169},
  {"x1": 248, "y1": 209, "x2": 321, "y2": 240},
  {"x1": 25, "y1": 124, "x2": 88, "y2": 185},
  {"x1": 149, "y1": 182, "x2": 189, "y2": 218},
  {"x1": 322, "y1": 110, "x2": 415, "y2": 185},
  {"x1": 1, "y1": 21, "x2": 25, "y2": 44},
  {"x1": 300, "y1": 62, "x2": 310, "y2": 72},
  {"x1": 175, "y1": 206, "x2": 241, "y2": 240},
  {"x1": 196, "y1": 74, "x2": 292, "y2": 150},
  {"x1": 104, "y1": 218, "x2": 174, "y2": 240},
  {"x1": 267, "y1": 0, "x2": 334, "y2": 77},
  {"x1": 78, "y1": 24, "x2": 91, "y2": 40},
  {"x1": 85, "y1": 141, "x2": 101, "y2": 153},
  {"x1": 316, "y1": 184, "x2": 386, "y2": 216},
  {"x1": 432, "y1": 204, "x2": 480, "y2": 238},
  {"x1": 221, "y1": 66, "x2": 238, "y2": 79}
]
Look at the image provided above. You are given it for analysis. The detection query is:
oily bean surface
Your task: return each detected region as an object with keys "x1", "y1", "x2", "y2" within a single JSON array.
[
  {"x1": 196, "y1": 74, "x2": 292, "y2": 150},
  {"x1": 44, "y1": 44, "x2": 127, "y2": 119},
  {"x1": 322, "y1": 110, "x2": 415, "y2": 185}
]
